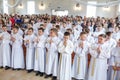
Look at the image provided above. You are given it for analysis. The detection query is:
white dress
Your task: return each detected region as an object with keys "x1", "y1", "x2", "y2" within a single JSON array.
[
  {"x1": 24, "y1": 34, "x2": 35, "y2": 70},
  {"x1": 45, "y1": 36, "x2": 60, "y2": 76},
  {"x1": 11, "y1": 33, "x2": 24, "y2": 69},
  {"x1": 88, "y1": 42, "x2": 111, "y2": 80},
  {"x1": 110, "y1": 47, "x2": 120, "y2": 80},
  {"x1": 0, "y1": 32, "x2": 11, "y2": 67},
  {"x1": 72, "y1": 40, "x2": 89, "y2": 79},
  {"x1": 34, "y1": 35, "x2": 46, "y2": 73},
  {"x1": 58, "y1": 40, "x2": 74, "y2": 80}
]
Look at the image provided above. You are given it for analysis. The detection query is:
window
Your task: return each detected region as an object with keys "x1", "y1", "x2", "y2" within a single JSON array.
[
  {"x1": 119, "y1": 4, "x2": 120, "y2": 12},
  {"x1": 86, "y1": 1, "x2": 97, "y2": 17},
  {"x1": 27, "y1": 1, "x2": 35, "y2": 14},
  {"x1": 3, "y1": 0, "x2": 8, "y2": 14},
  {"x1": 52, "y1": 10, "x2": 68, "y2": 16}
]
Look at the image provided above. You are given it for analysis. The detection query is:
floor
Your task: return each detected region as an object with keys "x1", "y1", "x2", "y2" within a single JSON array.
[{"x1": 0, "y1": 68, "x2": 52, "y2": 80}]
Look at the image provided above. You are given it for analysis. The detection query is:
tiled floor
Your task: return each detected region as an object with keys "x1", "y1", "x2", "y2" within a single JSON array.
[{"x1": 0, "y1": 68, "x2": 51, "y2": 80}]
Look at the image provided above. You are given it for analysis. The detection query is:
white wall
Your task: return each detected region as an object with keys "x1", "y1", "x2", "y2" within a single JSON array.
[{"x1": 6, "y1": 0, "x2": 118, "y2": 18}]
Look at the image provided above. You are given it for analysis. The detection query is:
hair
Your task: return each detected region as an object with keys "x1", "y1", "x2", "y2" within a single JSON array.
[
  {"x1": 64, "y1": 32, "x2": 70, "y2": 36},
  {"x1": 84, "y1": 28, "x2": 90, "y2": 33},
  {"x1": 98, "y1": 34, "x2": 106, "y2": 38},
  {"x1": 13, "y1": 26, "x2": 19, "y2": 30},
  {"x1": 106, "y1": 32, "x2": 112, "y2": 36},
  {"x1": 38, "y1": 27, "x2": 44, "y2": 32},
  {"x1": 50, "y1": 28, "x2": 58, "y2": 35},
  {"x1": 28, "y1": 27, "x2": 33, "y2": 31},
  {"x1": 55, "y1": 25, "x2": 60, "y2": 29},
  {"x1": 40, "y1": 24, "x2": 44, "y2": 27},
  {"x1": 66, "y1": 28, "x2": 72, "y2": 33},
  {"x1": 2, "y1": 25, "x2": 7, "y2": 28},
  {"x1": 80, "y1": 32, "x2": 87, "y2": 36}
]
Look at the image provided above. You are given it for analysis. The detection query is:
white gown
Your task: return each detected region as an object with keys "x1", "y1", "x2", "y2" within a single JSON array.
[
  {"x1": 72, "y1": 40, "x2": 89, "y2": 79},
  {"x1": 11, "y1": 33, "x2": 24, "y2": 69},
  {"x1": 0, "y1": 32, "x2": 11, "y2": 67},
  {"x1": 110, "y1": 47, "x2": 120, "y2": 80},
  {"x1": 24, "y1": 34, "x2": 35, "y2": 70},
  {"x1": 34, "y1": 35, "x2": 46, "y2": 73},
  {"x1": 88, "y1": 42, "x2": 111, "y2": 80},
  {"x1": 58, "y1": 40, "x2": 74, "y2": 80},
  {"x1": 45, "y1": 36, "x2": 60, "y2": 76}
]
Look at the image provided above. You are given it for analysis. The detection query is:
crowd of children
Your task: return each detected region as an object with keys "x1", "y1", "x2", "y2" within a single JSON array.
[{"x1": 0, "y1": 14, "x2": 120, "y2": 80}]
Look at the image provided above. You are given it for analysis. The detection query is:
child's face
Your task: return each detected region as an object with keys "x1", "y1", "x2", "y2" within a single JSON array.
[
  {"x1": 98, "y1": 36, "x2": 105, "y2": 44},
  {"x1": 2, "y1": 27, "x2": 7, "y2": 31},
  {"x1": 38, "y1": 30, "x2": 43, "y2": 36},
  {"x1": 64, "y1": 35, "x2": 70, "y2": 41},
  {"x1": 97, "y1": 26, "x2": 102, "y2": 31},
  {"x1": 50, "y1": 30, "x2": 56, "y2": 37},
  {"x1": 80, "y1": 34, "x2": 87, "y2": 41},
  {"x1": 117, "y1": 40, "x2": 120, "y2": 47},
  {"x1": 13, "y1": 28, "x2": 18, "y2": 34},
  {"x1": 27, "y1": 30, "x2": 33, "y2": 35}
]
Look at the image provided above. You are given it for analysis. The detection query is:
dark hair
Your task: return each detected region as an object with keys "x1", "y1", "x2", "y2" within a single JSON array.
[
  {"x1": 98, "y1": 34, "x2": 106, "y2": 38},
  {"x1": 13, "y1": 26, "x2": 19, "y2": 30},
  {"x1": 106, "y1": 32, "x2": 112, "y2": 36},
  {"x1": 38, "y1": 27, "x2": 44, "y2": 32},
  {"x1": 80, "y1": 32, "x2": 87, "y2": 36},
  {"x1": 84, "y1": 28, "x2": 90, "y2": 33},
  {"x1": 2, "y1": 25, "x2": 7, "y2": 27},
  {"x1": 50, "y1": 28, "x2": 58, "y2": 35},
  {"x1": 55, "y1": 25, "x2": 60, "y2": 29},
  {"x1": 64, "y1": 32, "x2": 70, "y2": 36},
  {"x1": 66, "y1": 28, "x2": 72, "y2": 33},
  {"x1": 28, "y1": 28, "x2": 33, "y2": 31}
]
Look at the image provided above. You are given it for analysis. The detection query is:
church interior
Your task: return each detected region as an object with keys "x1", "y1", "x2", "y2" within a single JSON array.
[{"x1": 0, "y1": 0, "x2": 120, "y2": 80}]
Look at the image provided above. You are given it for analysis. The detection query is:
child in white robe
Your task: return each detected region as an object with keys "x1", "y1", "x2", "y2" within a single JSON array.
[
  {"x1": 0, "y1": 25, "x2": 11, "y2": 70},
  {"x1": 45, "y1": 28, "x2": 60, "y2": 80},
  {"x1": 105, "y1": 32, "x2": 117, "y2": 80},
  {"x1": 72, "y1": 32, "x2": 89, "y2": 80},
  {"x1": 58, "y1": 32, "x2": 74, "y2": 80},
  {"x1": 110, "y1": 39, "x2": 120, "y2": 80},
  {"x1": 88, "y1": 34, "x2": 111, "y2": 80},
  {"x1": 34, "y1": 28, "x2": 46, "y2": 76},
  {"x1": 11, "y1": 26, "x2": 24, "y2": 70},
  {"x1": 24, "y1": 28, "x2": 35, "y2": 73}
]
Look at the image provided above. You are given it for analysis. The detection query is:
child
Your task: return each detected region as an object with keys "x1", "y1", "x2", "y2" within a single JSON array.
[
  {"x1": 88, "y1": 34, "x2": 111, "y2": 80},
  {"x1": 58, "y1": 32, "x2": 74, "y2": 80},
  {"x1": 24, "y1": 28, "x2": 35, "y2": 73},
  {"x1": 110, "y1": 39, "x2": 120, "y2": 80},
  {"x1": 34, "y1": 28, "x2": 46, "y2": 76},
  {"x1": 45, "y1": 28, "x2": 60, "y2": 80},
  {"x1": 11, "y1": 26, "x2": 24, "y2": 70},
  {"x1": 0, "y1": 25, "x2": 11, "y2": 70},
  {"x1": 55, "y1": 25, "x2": 63, "y2": 40},
  {"x1": 72, "y1": 32, "x2": 89, "y2": 80},
  {"x1": 106, "y1": 32, "x2": 117, "y2": 80}
]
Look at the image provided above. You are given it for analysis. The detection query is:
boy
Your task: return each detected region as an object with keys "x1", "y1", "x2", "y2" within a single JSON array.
[
  {"x1": 11, "y1": 26, "x2": 24, "y2": 70},
  {"x1": 45, "y1": 28, "x2": 60, "y2": 80},
  {"x1": 24, "y1": 28, "x2": 35, "y2": 73},
  {"x1": 88, "y1": 34, "x2": 110, "y2": 80},
  {"x1": 0, "y1": 25, "x2": 11, "y2": 70},
  {"x1": 34, "y1": 28, "x2": 46, "y2": 76},
  {"x1": 58, "y1": 32, "x2": 74, "y2": 80},
  {"x1": 72, "y1": 32, "x2": 89, "y2": 80},
  {"x1": 105, "y1": 32, "x2": 117, "y2": 80},
  {"x1": 110, "y1": 39, "x2": 120, "y2": 80}
]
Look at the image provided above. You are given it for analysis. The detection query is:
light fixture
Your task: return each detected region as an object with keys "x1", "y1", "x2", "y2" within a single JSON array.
[
  {"x1": 74, "y1": 3, "x2": 81, "y2": 11},
  {"x1": 18, "y1": 3, "x2": 23, "y2": 9},
  {"x1": 103, "y1": 6, "x2": 110, "y2": 11},
  {"x1": 39, "y1": 1, "x2": 45, "y2": 10}
]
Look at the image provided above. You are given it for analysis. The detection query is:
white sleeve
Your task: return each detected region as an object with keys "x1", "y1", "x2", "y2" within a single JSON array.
[{"x1": 99, "y1": 48, "x2": 111, "y2": 59}]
